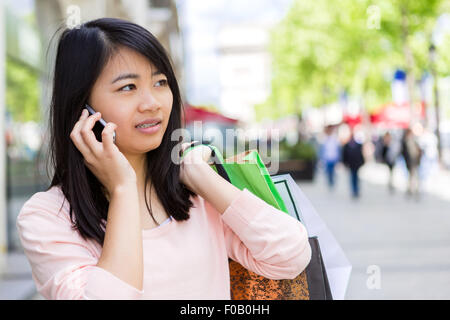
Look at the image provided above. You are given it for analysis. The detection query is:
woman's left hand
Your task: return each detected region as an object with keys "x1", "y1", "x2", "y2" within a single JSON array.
[
  {"x1": 179, "y1": 142, "x2": 213, "y2": 193},
  {"x1": 179, "y1": 142, "x2": 242, "y2": 214}
]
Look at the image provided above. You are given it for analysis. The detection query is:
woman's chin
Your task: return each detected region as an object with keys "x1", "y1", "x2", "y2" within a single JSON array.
[
  {"x1": 119, "y1": 139, "x2": 163, "y2": 155},
  {"x1": 138, "y1": 140, "x2": 163, "y2": 153}
]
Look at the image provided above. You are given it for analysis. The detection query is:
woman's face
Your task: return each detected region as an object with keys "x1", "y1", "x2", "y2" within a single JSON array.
[{"x1": 89, "y1": 46, "x2": 173, "y2": 156}]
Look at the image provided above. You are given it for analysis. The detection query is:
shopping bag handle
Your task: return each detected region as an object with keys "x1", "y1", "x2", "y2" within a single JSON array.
[{"x1": 182, "y1": 141, "x2": 231, "y2": 183}]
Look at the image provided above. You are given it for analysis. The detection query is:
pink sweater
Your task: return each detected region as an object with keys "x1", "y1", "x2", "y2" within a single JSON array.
[{"x1": 16, "y1": 186, "x2": 311, "y2": 300}]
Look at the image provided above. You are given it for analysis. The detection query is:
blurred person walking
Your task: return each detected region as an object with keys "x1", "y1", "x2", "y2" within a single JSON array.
[
  {"x1": 381, "y1": 132, "x2": 398, "y2": 191},
  {"x1": 401, "y1": 128, "x2": 422, "y2": 198},
  {"x1": 417, "y1": 128, "x2": 439, "y2": 184},
  {"x1": 342, "y1": 132, "x2": 365, "y2": 198},
  {"x1": 319, "y1": 126, "x2": 341, "y2": 190}
]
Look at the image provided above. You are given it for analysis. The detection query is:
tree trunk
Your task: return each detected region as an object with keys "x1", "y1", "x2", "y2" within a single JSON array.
[{"x1": 401, "y1": 6, "x2": 417, "y2": 125}]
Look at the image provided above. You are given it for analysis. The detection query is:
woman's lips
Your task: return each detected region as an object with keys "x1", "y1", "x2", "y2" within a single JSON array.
[{"x1": 135, "y1": 122, "x2": 162, "y2": 134}]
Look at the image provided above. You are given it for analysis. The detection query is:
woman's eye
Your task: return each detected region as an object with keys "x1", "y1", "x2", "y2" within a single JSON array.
[
  {"x1": 119, "y1": 84, "x2": 136, "y2": 91},
  {"x1": 155, "y1": 79, "x2": 168, "y2": 87}
]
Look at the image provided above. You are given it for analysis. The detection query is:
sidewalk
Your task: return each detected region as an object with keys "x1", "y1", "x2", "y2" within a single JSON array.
[
  {"x1": 0, "y1": 193, "x2": 39, "y2": 300},
  {"x1": 0, "y1": 251, "x2": 37, "y2": 300},
  {"x1": 298, "y1": 161, "x2": 450, "y2": 299},
  {"x1": 360, "y1": 160, "x2": 450, "y2": 202}
]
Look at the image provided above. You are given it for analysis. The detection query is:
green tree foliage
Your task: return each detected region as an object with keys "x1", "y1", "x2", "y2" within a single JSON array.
[
  {"x1": 6, "y1": 56, "x2": 40, "y2": 122},
  {"x1": 256, "y1": 0, "x2": 447, "y2": 121}
]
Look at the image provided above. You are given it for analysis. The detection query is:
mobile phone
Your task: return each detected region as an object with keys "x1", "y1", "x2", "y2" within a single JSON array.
[{"x1": 84, "y1": 104, "x2": 116, "y2": 143}]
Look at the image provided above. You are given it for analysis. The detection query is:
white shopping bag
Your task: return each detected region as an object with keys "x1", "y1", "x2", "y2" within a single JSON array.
[{"x1": 271, "y1": 174, "x2": 352, "y2": 300}]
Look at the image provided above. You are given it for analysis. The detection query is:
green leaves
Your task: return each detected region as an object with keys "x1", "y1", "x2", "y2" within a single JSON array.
[
  {"x1": 256, "y1": 0, "x2": 447, "y2": 121},
  {"x1": 6, "y1": 56, "x2": 41, "y2": 122}
]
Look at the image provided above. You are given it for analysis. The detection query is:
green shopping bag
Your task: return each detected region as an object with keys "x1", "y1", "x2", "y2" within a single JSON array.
[
  {"x1": 182, "y1": 142, "x2": 288, "y2": 214},
  {"x1": 181, "y1": 142, "x2": 311, "y2": 300}
]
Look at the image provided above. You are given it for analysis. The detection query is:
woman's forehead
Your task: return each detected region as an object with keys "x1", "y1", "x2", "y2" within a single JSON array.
[{"x1": 100, "y1": 47, "x2": 158, "y2": 81}]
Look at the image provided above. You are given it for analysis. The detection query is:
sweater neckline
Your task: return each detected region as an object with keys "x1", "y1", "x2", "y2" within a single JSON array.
[{"x1": 142, "y1": 216, "x2": 175, "y2": 238}]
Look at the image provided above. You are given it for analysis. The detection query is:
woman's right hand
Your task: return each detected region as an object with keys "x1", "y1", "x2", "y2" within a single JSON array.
[{"x1": 70, "y1": 109, "x2": 137, "y2": 195}]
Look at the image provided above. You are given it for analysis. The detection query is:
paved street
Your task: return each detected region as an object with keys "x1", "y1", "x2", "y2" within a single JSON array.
[{"x1": 299, "y1": 161, "x2": 450, "y2": 299}]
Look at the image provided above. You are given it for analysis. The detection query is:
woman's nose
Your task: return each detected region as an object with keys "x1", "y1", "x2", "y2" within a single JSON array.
[{"x1": 137, "y1": 90, "x2": 160, "y2": 112}]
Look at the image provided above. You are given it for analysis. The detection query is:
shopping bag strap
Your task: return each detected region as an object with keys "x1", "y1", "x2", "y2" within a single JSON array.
[{"x1": 182, "y1": 141, "x2": 231, "y2": 183}]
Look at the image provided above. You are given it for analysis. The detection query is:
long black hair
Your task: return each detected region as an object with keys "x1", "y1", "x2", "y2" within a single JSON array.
[{"x1": 48, "y1": 18, "x2": 194, "y2": 246}]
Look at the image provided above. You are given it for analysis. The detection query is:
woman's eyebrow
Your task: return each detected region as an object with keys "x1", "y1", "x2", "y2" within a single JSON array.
[
  {"x1": 111, "y1": 73, "x2": 139, "y2": 84},
  {"x1": 111, "y1": 71, "x2": 164, "y2": 84}
]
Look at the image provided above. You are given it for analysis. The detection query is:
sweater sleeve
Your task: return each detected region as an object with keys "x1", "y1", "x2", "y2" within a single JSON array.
[
  {"x1": 16, "y1": 193, "x2": 144, "y2": 300},
  {"x1": 220, "y1": 188, "x2": 312, "y2": 280}
]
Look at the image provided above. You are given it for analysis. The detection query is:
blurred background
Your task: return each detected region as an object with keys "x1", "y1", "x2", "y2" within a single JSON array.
[{"x1": 0, "y1": 0, "x2": 450, "y2": 300}]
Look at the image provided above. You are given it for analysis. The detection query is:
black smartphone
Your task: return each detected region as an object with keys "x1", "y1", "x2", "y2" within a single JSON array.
[{"x1": 84, "y1": 104, "x2": 116, "y2": 143}]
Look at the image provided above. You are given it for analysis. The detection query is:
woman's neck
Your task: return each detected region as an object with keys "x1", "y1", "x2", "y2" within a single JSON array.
[{"x1": 125, "y1": 153, "x2": 148, "y2": 192}]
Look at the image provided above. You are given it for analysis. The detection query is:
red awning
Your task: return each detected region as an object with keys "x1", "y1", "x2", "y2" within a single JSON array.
[
  {"x1": 370, "y1": 102, "x2": 425, "y2": 129},
  {"x1": 343, "y1": 114, "x2": 362, "y2": 128},
  {"x1": 183, "y1": 105, "x2": 238, "y2": 125}
]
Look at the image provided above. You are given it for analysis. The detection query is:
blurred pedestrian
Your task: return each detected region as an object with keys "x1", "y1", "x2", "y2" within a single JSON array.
[
  {"x1": 401, "y1": 128, "x2": 422, "y2": 198},
  {"x1": 381, "y1": 132, "x2": 397, "y2": 191},
  {"x1": 319, "y1": 126, "x2": 341, "y2": 190},
  {"x1": 417, "y1": 127, "x2": 438, "y2": 185},
  {"x1": 342, "y1": 132, "x2": 365, "y2": 198}
]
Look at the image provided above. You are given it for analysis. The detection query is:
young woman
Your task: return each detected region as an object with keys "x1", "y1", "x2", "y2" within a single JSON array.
[{"x1": 16, "y1": 18, "x2": 311, "y2": 300}]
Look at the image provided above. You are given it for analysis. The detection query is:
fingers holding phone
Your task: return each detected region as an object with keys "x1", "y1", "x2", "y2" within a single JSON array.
[
  {"x1": 85, "y1": 104, "x2": 116, "y2": 143},
  {"x1": 101, "y1": 122, "x2": 118, "y2": 152},
  {"x1": 71, "y1": 108, "x2": 111, "y2": 159},
  {"x1": 70, "y1": 108, "x2": 136, "y2": 194}
]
